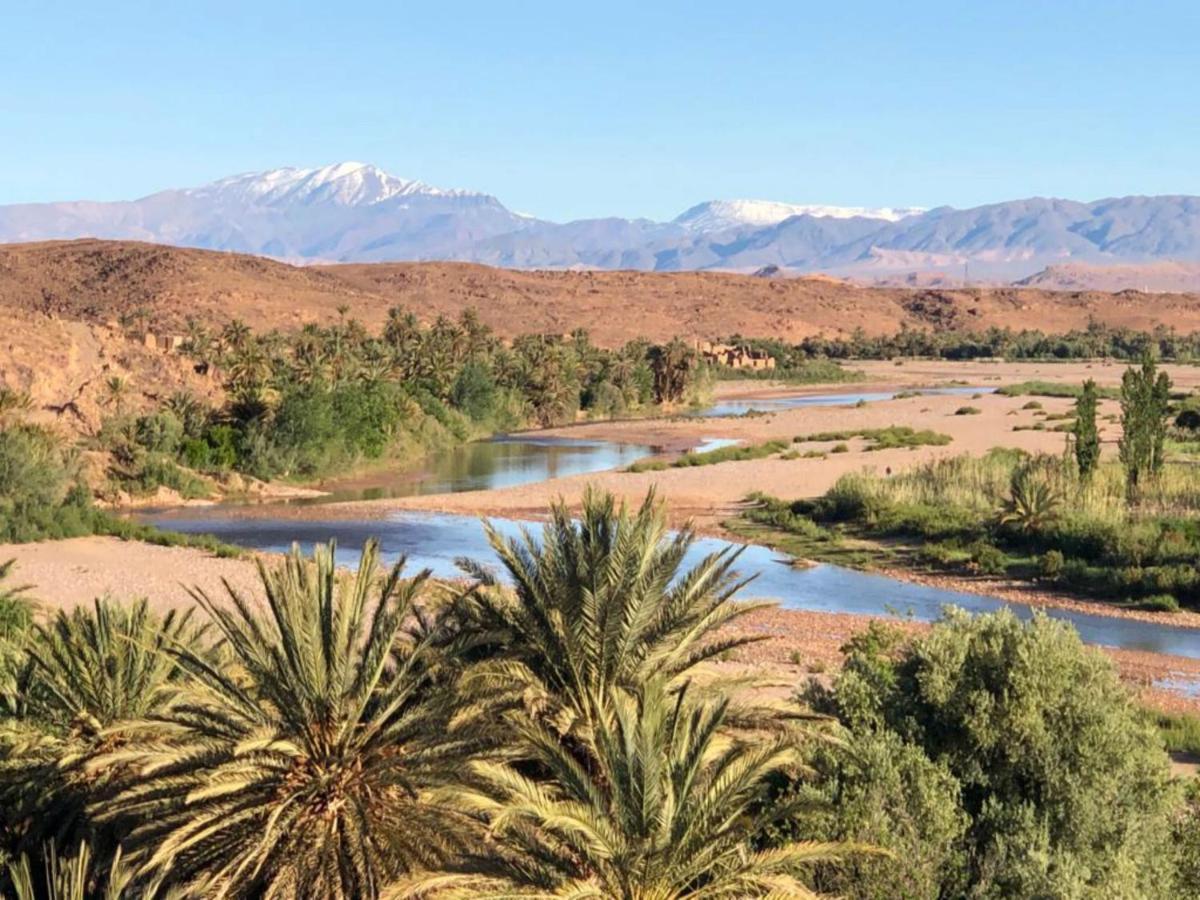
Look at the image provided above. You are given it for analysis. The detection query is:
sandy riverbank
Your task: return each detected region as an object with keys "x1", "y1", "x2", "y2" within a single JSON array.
[
  {"x1": 3, "y1": 536, "x2": 1198, "y2": 716},
  {"x1": 308, "y1": 373, "x2": 1101, "y2": 528}
]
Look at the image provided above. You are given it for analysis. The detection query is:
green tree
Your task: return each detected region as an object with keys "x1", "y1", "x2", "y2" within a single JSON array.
[
  {"x1": 449, "y1": 488, "x2": 768, "y2": 735},
  {"x1": 808, "y1": 610, "x2": 1179, "y2": 899},
  {"x1": 1119, "y1": 354, "x2": 1171, "y2": 497},
  {"x1": 107, "y1": 541, "x2": 487, "y2": 899},
  {"x1": 0, "y1": 599, "x2": 208, "y2": 888},
  {"x1": 1072, "y1": 378, "x2": 1100, "y2": 479},
  {"x1": 782, "y1": 730, "x2": 970, "y2": 900},
  {"x1": 391, "y1": 681, "x2": 862, "y2": 899},
  {"x1": 648, "y1": 338, "x2": 698, "y2": 405}
]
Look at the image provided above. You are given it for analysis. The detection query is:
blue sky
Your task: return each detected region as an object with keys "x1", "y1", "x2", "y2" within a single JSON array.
[{"x1": 2, "y1": 1, "x2": 1197, "y2": 220}]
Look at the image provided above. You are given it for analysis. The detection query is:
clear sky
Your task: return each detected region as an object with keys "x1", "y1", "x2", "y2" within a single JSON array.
[{"x1": 2, "y1": 1, "x2": 1197, "y2": 221}]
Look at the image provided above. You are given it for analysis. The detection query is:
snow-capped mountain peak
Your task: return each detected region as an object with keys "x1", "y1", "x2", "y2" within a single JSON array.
[
  {"x1": 181, "y1": 162, "x2": 480, "y2": 208},
  {"x1": 674, "y1": 199, "x2": 925, "y2": 232}
]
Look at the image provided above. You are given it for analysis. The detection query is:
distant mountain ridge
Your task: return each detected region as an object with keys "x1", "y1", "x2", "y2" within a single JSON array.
[{"x1": 4, "y1": 163, "x2": 1200, "y2": 279}]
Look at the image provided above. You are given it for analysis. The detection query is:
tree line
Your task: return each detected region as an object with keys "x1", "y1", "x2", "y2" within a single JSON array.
[{"x1": 727, "y1": 321, "x2": 1200, "y2": 363}]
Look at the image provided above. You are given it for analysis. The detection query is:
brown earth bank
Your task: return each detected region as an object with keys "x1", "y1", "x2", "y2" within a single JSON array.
[
  {"x1": 7, "y1": 239, "x2": 1200, "y2": 347},
  {"x1": 2, "y1": 536, "x2": 1197, "y2": 716}
]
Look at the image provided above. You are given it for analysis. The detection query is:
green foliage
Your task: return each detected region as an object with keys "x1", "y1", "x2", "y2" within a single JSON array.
[
  {"x1": 807, "y1": 610, "x2": 1180, "y2": 899},
  {"x1": 627, "y1": 439, "x2": 789, "y2": 472},
  {"x1": 998, "y1": 380, "x2": 1120, "y2": 399},
  {"x1": 1152, "y1": 710, "x2": 1200, "y2": 755},
  {"x1": 107, "y1": 541, "x2": 486, "y2": 898},
  {"x1": 1140, "y1": 593, "x2": 1180, "y2": 612},
  {"x1": 780, "y1": 730, "x2": 970, "y2": 900},
  {"x1": 953, "y1": 405, "x2": 982, "y2": 415},
  {"x1": 780, "y1": 322, "x2": 1200, "y2": 362},
  {"x1": 1038, "y1": 548, "x2": 1065, "y2": 581},
  {"x1": 450, "y1": 359, "x2": 498, "y2": 421},
  {"x1": 1073, "y1": 378, "x2": 1101, "y2": 479},
  {"x1": 1120, "y1": 354, "x2": 1172, "y2": 497},
  {"x1": 176, "y1": 311, "x2": 706, "y2": 482},
  {"x1": 999, "y1": 456, "x2": 1065, "y2": 534},
  {"x1": 794, "y1": 426, "x2": 952, "y2": 451},
  {"x1": 394, "y1": 681, "x2": 857, "y2": 898},
  {"x1": 0, "y1": 426, "x2": 99, "y2": 542},
  {"x1": 0, "y1": 599, "x2": 208, "y2": 876},
  {"x1": 747, "y1": 448, "x2": 1200, "y2": 608},
  {"x1": 448, "y1": 488, "x2": 768, "y2": 733}
]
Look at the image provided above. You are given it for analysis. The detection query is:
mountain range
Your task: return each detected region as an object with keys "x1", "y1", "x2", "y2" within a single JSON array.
[{"x1": 5, "y1": 162, "x2": 1200, "y2": 280}]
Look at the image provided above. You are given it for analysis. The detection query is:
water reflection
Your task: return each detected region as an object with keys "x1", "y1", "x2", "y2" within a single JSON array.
[
  {"x1": 296, "y1": 437, "x2": 653, "y2": 504},
  {"x1": 140, "y1": 510, "x2": 1200, "y2": 660},
  {"x1": 697, "y1": 386, "x2": 993, "y2": 417}
]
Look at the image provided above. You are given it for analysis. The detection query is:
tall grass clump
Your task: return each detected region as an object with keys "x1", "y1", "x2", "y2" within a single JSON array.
[{"x1": 753, "y1": 445, "x2": 1200, "y2": 608}]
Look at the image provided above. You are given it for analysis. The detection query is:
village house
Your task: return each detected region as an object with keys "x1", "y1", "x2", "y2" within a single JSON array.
[{"x1": 694, "y1": 340, "x2": 776, "y2": 371}]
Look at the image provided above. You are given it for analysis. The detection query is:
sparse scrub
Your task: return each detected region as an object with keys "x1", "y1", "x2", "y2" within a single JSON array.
[
  {"x1": 628, "y1": 439, "x2": 788, "y2": 471},
  {"x1": 794, "y1": 426, "x2": 953, "y2": 451}
]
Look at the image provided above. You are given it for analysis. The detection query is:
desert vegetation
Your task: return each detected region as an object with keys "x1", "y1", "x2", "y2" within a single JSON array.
[
  {"x1": 0, "y1": 489, "x2": 1196, "y2": 898},
  {"x1": 6, "y1": 310, "x2": 717, "y2": 509},
  {"x1": 740, "y1": 358, "x2": 1200, "y2": 610}
]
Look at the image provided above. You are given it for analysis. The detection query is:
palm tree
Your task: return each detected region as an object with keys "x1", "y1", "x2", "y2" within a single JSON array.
[
  {"x1": 0, "y1": 558, "x2": 36, "y2": 705},
  {"x1": 449, "y1": 488, "x2": 769, "y2": 737},
  {"x1": 219, "y1": 319, "x2": 251, "y2": 355},
  {"x1": 1000, "y1": 458, "x2": 1065, "y2": 535},
  {"x1": 389, "y1": 680, "x2": 862, "y2": 898},
  {"x1": 5, "y1": 841, "x2": 155, "y2": 900},
  {"x1": 0, "y1": 600, "x2": 208, "y2": 867},
  {"x1": 649, "y1": 339, "x2": 697, "y2": 405},
  {"x1": 107, "y1": 541, "x2": 490, "y2": 899},
  {"x1": 101, "y1": 377, "x2": 129, "y2": 416},
  {"x1": 163, "y1": 392, "x2": 209, "y2": 439}
]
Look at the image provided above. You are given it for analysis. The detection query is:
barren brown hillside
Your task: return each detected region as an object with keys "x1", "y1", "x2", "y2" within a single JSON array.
[{"x1": 3, "y1": 239, "x2": 1200, "y2": 346}]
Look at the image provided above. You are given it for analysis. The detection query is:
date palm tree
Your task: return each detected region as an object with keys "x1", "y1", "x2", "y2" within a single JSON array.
[
  {"x1": 0, "y1": 599, "x2": 208, "y2": 866},
  {"x1": 388, "y1": 680, "x2": 862, "y2": 898},
  {"x1": 106, "y1": 540, "x2": 491, "y2": 900},
  {"x1": 1000, "y1": 457, "x2": 1065, "y2": 535},
  {"x1": 449, "y1": 488, "x2": 769, "y2": 738},
  {"x1": 0, "y1": 558, "x2": 35, "y2": 704}
]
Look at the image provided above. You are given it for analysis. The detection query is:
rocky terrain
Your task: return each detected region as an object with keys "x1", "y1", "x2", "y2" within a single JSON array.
[{"x1": 6, "y1": 240, "x2": 1200, "y2": 348}]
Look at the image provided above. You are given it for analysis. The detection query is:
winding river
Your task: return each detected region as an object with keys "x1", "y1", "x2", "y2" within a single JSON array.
[{"x1": 140, "y1": 385, "x2": 1200, "y2": 661}]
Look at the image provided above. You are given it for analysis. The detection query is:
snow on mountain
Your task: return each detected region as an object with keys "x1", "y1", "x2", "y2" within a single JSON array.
[
  {"x1": 674, "y1": 199, "x2": 925, "y2": 232},
  {"x1": 177, "y1": 162, "x2": 480, "y2": 208}
]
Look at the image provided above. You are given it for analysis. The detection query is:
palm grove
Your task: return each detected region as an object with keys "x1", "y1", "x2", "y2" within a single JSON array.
[
  {"x1": 1, "y1": 487, "x2": 1199, "y2": 898},
  {"x1": 0, "y1": 309, "x2": 710, "y2": 541}
]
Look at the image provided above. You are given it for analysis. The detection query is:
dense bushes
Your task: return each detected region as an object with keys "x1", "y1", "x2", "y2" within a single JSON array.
[
  {"x1": 794, "y1": 611, "x2": 1181, "y2": 898},
  {"x1": 0, "y1": 425, "x2": 102, "y2": 541},
  {"x1": 159, "y1": 312, "x2": 709, "y2": 484}
]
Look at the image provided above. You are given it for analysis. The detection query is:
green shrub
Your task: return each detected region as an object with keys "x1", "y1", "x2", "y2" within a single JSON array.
[
  {"x1": 968, "y1": 540, "x2": 1008, "y2": 575},
  {"x1": 954, "y1": 406, "x2": 982, "y2": 416},
  {"x1": 807, "y1": 610, "x2": 1180, "y2": 899},
  {"x1": 1038, "y1": 549, "x2": 1065, "y2": 581},
  {"x1": 134, "y1": 411, "x2": 184, "y2": 455},
  {"x1": 0, "y1": 426, "x2": 99, "y2": 542},
  {"x1": 1140, "y1": 593, "x2": 1181, "y2": 613},
  {"x1": 831, "y1": 443, "x2": 850, "y2": 453},
  {"x1": 794, "y1": 426, "x2": 952, "y2": 451}
]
